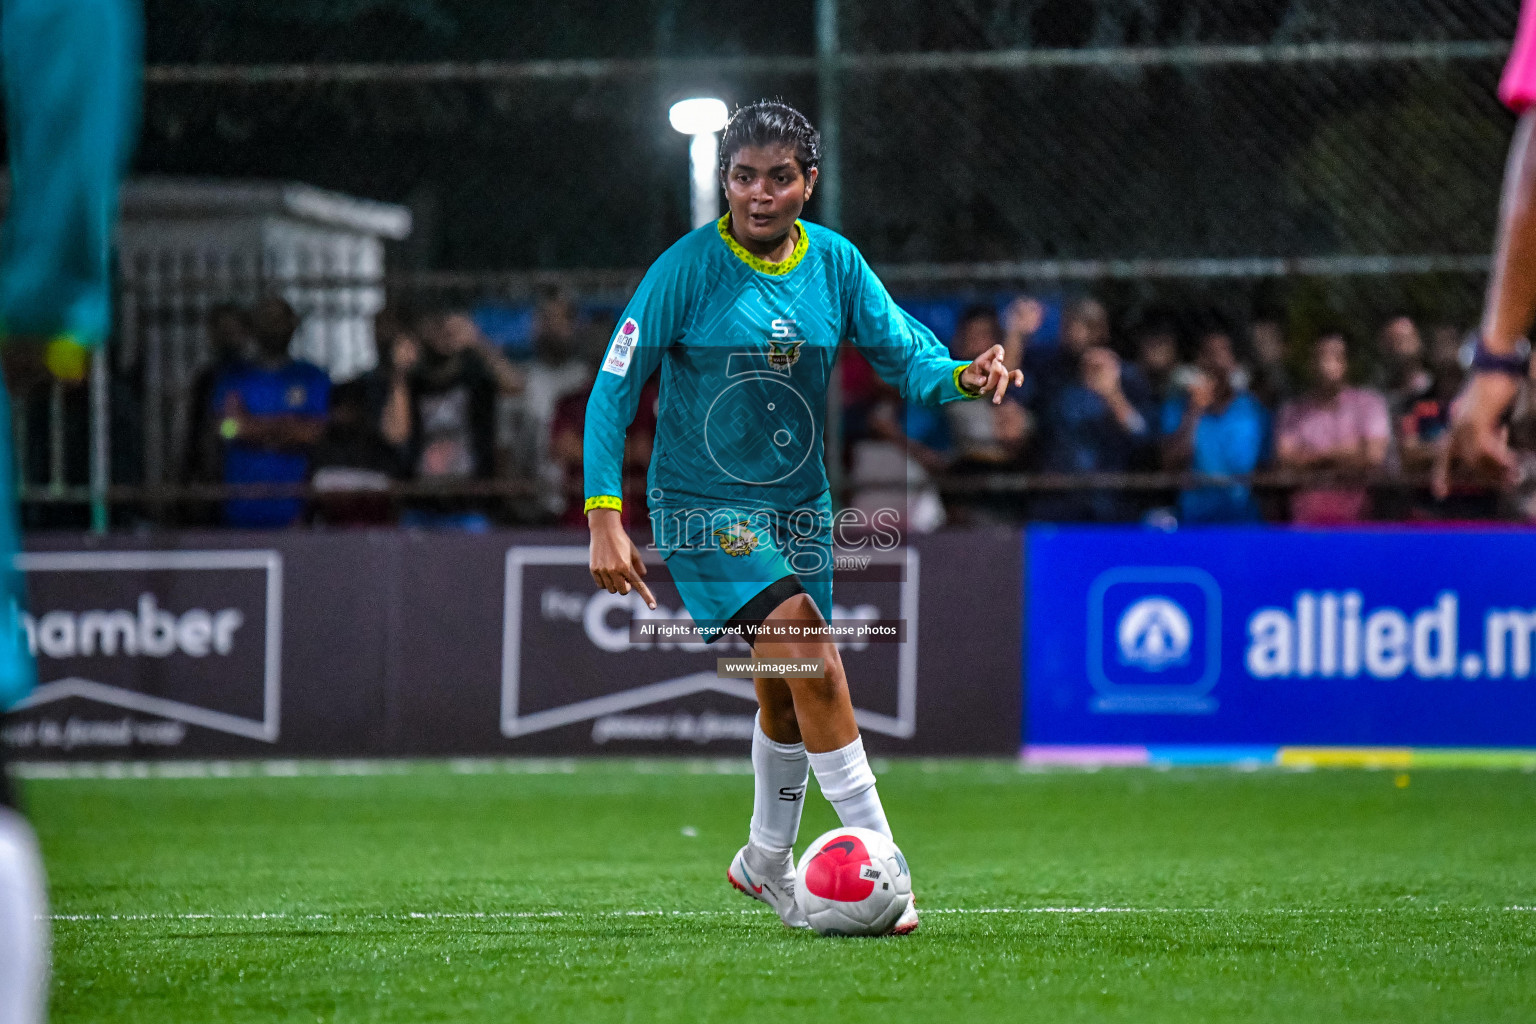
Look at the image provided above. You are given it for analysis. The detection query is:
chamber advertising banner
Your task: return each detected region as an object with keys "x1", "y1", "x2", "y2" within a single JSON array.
[
  {"x1": 1026, "y1": 526, "x2": 1536, "y2": 760},
  {"x1": 4, "y1": 534, "x2": 396, "y2": 758},
  {"x1": 8, "y1": 549, "x2": 282, "y2": 753},
  {"x1": 3, "y1": 529, "x2": 1021, "y2": 758}
]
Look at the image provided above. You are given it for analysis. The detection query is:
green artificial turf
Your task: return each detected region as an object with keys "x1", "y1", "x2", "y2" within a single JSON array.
[{"x1": 21, "y1": 759, "x2": 1536, "y2": 1023}]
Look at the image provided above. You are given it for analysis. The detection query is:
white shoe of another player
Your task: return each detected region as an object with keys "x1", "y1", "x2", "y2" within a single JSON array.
[
  {"x1": 727, "y1": 844, "x2": 810, "y2": 930},
  {"x1": 892, "y1": 893, "x2": 919, "y2": 935}
]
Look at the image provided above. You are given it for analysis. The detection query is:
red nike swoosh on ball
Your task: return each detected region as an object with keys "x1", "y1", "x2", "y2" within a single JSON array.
[{"x1": 804, "y1": 835, "x2": 875, "y2": 902}]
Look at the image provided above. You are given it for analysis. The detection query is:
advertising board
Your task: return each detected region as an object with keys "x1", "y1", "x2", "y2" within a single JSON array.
[
  {"x1": 1026, "y1": 526, "x2": 1536, "y2": 761},
  {"x1": 3, "y1": 529, "x2": 1022, "y2": 758}
]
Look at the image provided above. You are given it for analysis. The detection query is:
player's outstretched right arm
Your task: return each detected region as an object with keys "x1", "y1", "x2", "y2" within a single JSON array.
[{"x1": 842, "y1": 246, "x2": 1022, "y2": 406}]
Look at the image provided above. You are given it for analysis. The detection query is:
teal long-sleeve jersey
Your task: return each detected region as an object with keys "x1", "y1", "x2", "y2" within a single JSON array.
[{"x1": 584, "y1": 217, "x2": 977, "y2": 515}]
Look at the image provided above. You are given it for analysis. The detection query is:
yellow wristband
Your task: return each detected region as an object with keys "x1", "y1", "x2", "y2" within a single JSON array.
[
  {"x1": 584, "y1": 495, "x2": 623, "y2": 514},
  {"x1": 44, "y1": 337, "x2": 89, "y2": 382},
  {"x1": 954, "y1": 363, "x2": 984, "y2": 398}
]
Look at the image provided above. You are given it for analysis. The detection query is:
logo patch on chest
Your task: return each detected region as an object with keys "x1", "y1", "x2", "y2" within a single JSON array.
[{"x1": 767, "y1": 318, "x2": 805, "y2": 370}]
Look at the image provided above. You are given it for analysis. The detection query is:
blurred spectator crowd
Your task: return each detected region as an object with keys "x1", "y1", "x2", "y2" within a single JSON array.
[
  {"x1": 843, "y1": 296, "x2": 1510, "y2": 531},
  {"x1": 96, "y1": 287, "x2": 1536, "y2": 532},
  {"x1": 176, "y1": 289, "x2": 630, "y2": 531}
]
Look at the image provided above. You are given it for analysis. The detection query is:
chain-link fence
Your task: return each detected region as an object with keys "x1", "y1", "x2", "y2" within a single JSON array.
[{"x1": 134, "y1": 0, "x2": 1517, "y2": 269}]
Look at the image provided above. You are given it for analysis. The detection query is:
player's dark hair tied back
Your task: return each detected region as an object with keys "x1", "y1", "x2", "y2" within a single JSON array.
[{"x1": 718, "y1": 100, "x2": 821, "y2": 179}]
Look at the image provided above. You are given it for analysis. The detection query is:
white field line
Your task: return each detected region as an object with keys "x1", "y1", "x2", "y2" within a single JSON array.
[
  {"x1": 21, "y1": 756, "x2": 1536, "y2": 781},
  {"x1": 15, "y1": 759, "x2": 581, "y2": 780},
  {"x1": 11, "y1": 758, "x2": 769, "y2": 780},
  {"x1": 49, "y1": 906, "x2": 1536, "y2": 923}
]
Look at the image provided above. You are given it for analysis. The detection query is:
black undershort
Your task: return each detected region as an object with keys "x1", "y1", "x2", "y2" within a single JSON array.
[{"x1": 715, "y1": 573, "x2": 807, "y2": 646}]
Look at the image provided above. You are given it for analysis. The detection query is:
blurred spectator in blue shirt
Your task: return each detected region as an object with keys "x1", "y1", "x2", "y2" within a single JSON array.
[
  {"x1": 1029, "y1": 298, "x2": 1157, "y2": 521},
  {"x1": 1000, "y1": 296, "x2": 1045, "y2": 376},
  {"x1": 185, "y1": 302, "x2": 253, "y2": 488},
  {"x1": 1161, "y1": 329, "x2": 1270, "y2": 523},
  {"x1": 210, "y1": 295, "x2": 330, "y2": 528},
  {"x1": 1022, "y1": 296, "x2": 1111, "y2": 401},
  {"x1": 1131, "y1": 312, "x2": 1187, "y2": 411}
]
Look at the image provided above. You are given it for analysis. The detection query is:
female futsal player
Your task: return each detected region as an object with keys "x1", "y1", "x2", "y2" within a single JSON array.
[{"x1": 584, "y1": 100, "x2": 1022, "y2": 932}]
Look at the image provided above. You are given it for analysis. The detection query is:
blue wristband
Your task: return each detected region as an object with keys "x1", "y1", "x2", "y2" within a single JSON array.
[{"x1": 1469, "y1": 333, "x2": 1531, "y2": 377}]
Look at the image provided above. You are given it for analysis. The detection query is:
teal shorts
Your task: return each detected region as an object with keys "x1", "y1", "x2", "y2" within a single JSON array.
[{"x1": 654, "y1": 502, "x2": 833, "y2": 643}]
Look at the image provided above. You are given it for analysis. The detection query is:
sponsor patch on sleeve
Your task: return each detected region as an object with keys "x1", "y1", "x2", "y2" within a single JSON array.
[{"x1": 602, "y1": 318, "x2": 640, "y2": 377}]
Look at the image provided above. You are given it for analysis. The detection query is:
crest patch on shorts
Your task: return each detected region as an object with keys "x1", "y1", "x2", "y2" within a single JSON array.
[{"x1": 714, "y1": 522, "x2": 761, "y2": 557}]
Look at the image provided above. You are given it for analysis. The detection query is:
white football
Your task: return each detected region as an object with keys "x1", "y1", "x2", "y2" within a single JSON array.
[{"x1": 795, "y1": 826, "x2": 912, "y2": 937}]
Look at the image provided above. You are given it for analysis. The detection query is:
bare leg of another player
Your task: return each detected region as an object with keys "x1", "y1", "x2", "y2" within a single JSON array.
[{"x1": 1440, "y1": 11, "x2": 1536, "y2": 490}]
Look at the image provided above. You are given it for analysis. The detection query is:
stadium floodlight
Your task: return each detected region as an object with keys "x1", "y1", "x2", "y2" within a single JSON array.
[
  {"x1": 668, "y1": 97, "x2": 728, "y2": 136},
  {"x1": 669, "y1": 97, "x2": 729, "y2": 229}
]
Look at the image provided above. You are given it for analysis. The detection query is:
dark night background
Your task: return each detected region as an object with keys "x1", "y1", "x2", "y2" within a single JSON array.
[{"x1": 85, "y1": 1, "x2": 1521, "y2": 274}]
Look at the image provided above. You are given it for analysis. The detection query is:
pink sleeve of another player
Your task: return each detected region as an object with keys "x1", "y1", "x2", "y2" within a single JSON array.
[{"x1": 1500, "y1": 0, "x2": 1536, "y2": 113}]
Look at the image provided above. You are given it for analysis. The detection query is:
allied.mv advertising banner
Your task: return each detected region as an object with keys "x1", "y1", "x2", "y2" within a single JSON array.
[{"x1": 1027, "y1": 526, "x2": 1536, "y2": 757}]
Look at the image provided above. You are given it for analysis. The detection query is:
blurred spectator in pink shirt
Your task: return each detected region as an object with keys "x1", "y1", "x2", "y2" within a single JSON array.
[{"x1": 1276, "y1": 332, "x2": 1390, "y2": 524}]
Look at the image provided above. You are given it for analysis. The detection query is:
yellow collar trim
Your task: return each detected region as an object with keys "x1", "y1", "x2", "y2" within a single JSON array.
[{"x1": 717, "y1": 215, "x2": 809, "y2": 276}]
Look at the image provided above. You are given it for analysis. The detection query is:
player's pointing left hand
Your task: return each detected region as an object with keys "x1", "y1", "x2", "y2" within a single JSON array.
[
  {"x1": 588, "y1": 507, "x2": 658, "y2": 609},
  {"x1": 959, "y1": 343, "x2": 1025, "y2": 404}
]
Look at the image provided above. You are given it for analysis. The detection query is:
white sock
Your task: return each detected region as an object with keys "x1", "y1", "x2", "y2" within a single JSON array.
[
  {"x1": 0, "y1": 807, "x2": 49, "y2": 1024},
  {"x1": 747, "y1": 713, "x2": 808, "y2": 860},
  {"x1": 808, "y1": 735, "x2": 892, "y2": 839}
]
